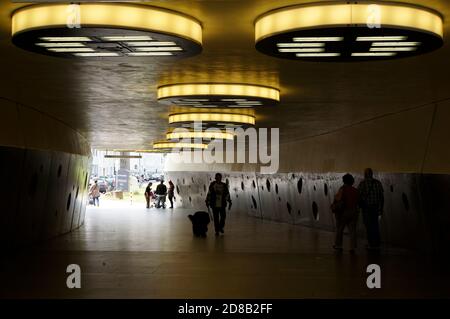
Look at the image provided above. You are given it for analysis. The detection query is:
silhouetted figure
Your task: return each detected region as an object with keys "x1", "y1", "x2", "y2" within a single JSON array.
[
  {"x1": 155, "y1": 180, "x2": 167, "y2": 209},
  {"x1": 168, "y1": 180, "x2": 175, "y2": 208},
  {"x1": 331, "y1": 174, "x2": 359, "y2": 253},
  {"x1": 206, "y1": 173, "x2": 232, "y2": 236},
  {"x1": 188, "y1": 211, "x2": 211, "y2": 237},
  {"x1": 89, "y1": 180, "x2": 100, "y2": 207},
  {"x1": 144, "y1": 182, "x2": 153, "y2": 208},
  {"x1": 358, "y1": 168, "x2": 384, "y2": 250}
]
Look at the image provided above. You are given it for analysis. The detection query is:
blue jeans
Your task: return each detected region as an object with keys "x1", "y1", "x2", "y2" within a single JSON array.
[
  {"x1": 362, "y1": 207, "x2": 381, "y2": 247},
  {"x1": 93, "y1": 196, "x2": 100, "y2": 206}
]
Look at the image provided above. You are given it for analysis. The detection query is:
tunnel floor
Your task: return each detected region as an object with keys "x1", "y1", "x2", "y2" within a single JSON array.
[{"x1": 1, "y1": 200, "x2": 449, "y2": 299}]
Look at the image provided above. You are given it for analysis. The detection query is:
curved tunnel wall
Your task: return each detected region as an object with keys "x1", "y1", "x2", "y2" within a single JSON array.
[
  {"x1": 167, "y1": 171, "x2": 450, "y2": 254},
  {"x1": 0, "y1": 97, "x2": 91, "y2": 249},
  {"x1": 166, "y1": 99, "x2": 450, "y2": 254}
]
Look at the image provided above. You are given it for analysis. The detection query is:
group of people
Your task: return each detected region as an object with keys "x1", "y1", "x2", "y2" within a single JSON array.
[
  {"x1": 331, "y1": 168, "x2": 384, "y2": 252},
  {"x1": 144, "y1": 180, "x2": 175, "y2": 209}
]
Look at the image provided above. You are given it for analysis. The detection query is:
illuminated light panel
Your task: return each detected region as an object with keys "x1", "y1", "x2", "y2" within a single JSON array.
[
  {"x1": 296, "y1": 53, "x2": 340, "y2": 57},
  {"x1": 356, "y1": 36, "x2": 408, "y2": 41},
  {"x1": 48, "y1": 48, "x2": 94, "y2": 52},
  {"x1": 352, "y1": 52, "x2": 397, "y2": 57},
  {"x1": 255, "y1": 3, "x2": 443, "y2": 61},
  {"x1": 166, "y1": 131, "x2": 235, "y2": 140},
  {"x1": 102, "y1": 36, "x2": 153, "y2": 41},
  {"x1": 12, "y1": 4, "x2": 203, "y2": 58},
  {"x1": 40, "y1": 37, "x2": 92, "y2": 42},
  {"x1": 293, "y1": 37, "x2": 343, "y2": 42},
  {"x1": 370, "y1": 47, "x2": 417, "y2": 52},
  {"x1": 74, "y1": 52, "x2": 120, "y2": 57},
  {"x1": 279, "y1": 48, "x2": 324, "y2": 53},
  {"x1": 158, "y1": 83, "x2": 280, "y2": 102},
  {"x1": 372, "y1": 42, "x2": 421, "y2": 47},
  {"x1": 12, "y1": 4, "x2": 202, "y2": 44},
  {"x1": 125, "y1": 41, "x2": 176, "y2": 46},
  {"x1": 169, "y1": 113, "x2": 256, "y2": 126},
  {"x1": 153, "y1": 141, "x2": 209, "y2": 150},
  {"x1": 36, "y1": 42, "x2": 86, "y2": 47},
  {"x1": 277, "y1": 43, "x2": 325, "y2": 47},
  {"x1": 134, "y1": 46, "x2": 182, "y2": 52},
  {"x1": 127, "y1": 52, "x2": 173, "y2": 56}
]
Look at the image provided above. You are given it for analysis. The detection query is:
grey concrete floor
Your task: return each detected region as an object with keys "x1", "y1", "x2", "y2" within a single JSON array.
[{"x1": 1, "y1": 199, "x2": 449, "y2": 298}]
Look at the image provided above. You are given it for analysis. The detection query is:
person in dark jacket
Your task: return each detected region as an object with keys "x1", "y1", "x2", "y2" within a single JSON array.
[
  {"x1": 168, "y1": 180, "x2": 175, "y2": 209},
  {"x1": 358, "y1": 168, "x2": 384, "y2": 250},
  {"x1": 206, "y1": 173, "x2": 232, "y2": 236},
  {"x1": 332, "y1": 173, "x2": 359, "y2": 253},
  {"x1": 155, "y1": 180, "x2": 167, "y2": 209}
]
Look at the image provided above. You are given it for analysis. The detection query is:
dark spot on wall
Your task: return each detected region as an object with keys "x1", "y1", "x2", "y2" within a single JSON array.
[
  {"x1": 390, "y1": 185, "x2": 394, "y2": 192},
  {"x1": 189, "y1": 196, "x2": 192, "y2": 203},
  {"x1": 75, "y1": 186, "x2": 79, "y2": 199},
  {"x1": 236, "y1": 194, "x2": 238, "y2": 198},
  {"x1": 192, "y1": 177, "x2": 194, "y2": 183},
  {"x1": 252, "y1": 180, "x2": 256, "y2": 188},
  {"x1": 297, "y1": 178, "x2": 303, "y2": 194},
  {"x1": 250, "y1": 205, "x2": 253, "y2": 209},
  {"x1": 291, "y1": 174, "x2": 295, "y2": 179},
  {"x1": 287, "y1": 202, "x2": 292, "y2": 215},
  {"x1": 261, "y1": 186, "x2": 264, "y2": 191},
  {"x1": 241, "y1": 182, "x2": 244, "y2": 191},
  {"x1": 312, "y1": 201, "x2": 319, "y2": 220},
  {"x1": 402, "y1": 193, "x2": 410, "y2": 211},
  {"x1": 278, "y1": 197, "x2": 281, "y2": 201},
  {"x1": 183, "y1": 178, "x2": 185, "y2": 184},
  {"x1": 176, "y1": 185, "x2": 180, "y2": 195},
  {"x1": 67, "y1": 193, "x2": 72, "y2": 211},
  {"x1": 29, "y1": 173, "x2": 38, "y2": 198},
  {"x1": 266, "y1": 179, "x2": 271, "y2": 192},
  {"x1": 324, "y1": 183, "x2": 328, "y2": 196},
  {"x1": 251, "y1": 195, "x2": 257, "y2": 209},
  {"x1": 247, "y1": 176, "x2": 249, "y2": 179},
  {"x1": 297, "y1": 209, "x2": 301, "y2": 216},
  {"x1": 57, "y1": 165, "x2": 62, "y2": 178},
  {"x1": 313, "y1": 185, "x2": 316, "y2": 191},
  {"x1": 275, "y1": 184, "x2": 279, "y2": 194}
]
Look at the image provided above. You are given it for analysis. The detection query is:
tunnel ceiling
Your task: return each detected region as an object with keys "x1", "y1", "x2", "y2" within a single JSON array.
[{"x1": 1, "y1": 0, "x2": 450, "y2": 149}]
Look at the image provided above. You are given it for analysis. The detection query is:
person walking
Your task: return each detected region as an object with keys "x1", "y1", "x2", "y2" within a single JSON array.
[
  {"x1": 144, "y1": 182, "x2": 153, "y2": 208},
  {"x1": 89, "y1": 180, "x2": 101, "y2": 207},
  {"x1": 155, "y1": 180, "x2": 167, "y2": 209},
  {"x1": 358, "y1": 168, "x2": 384, "y2": 250},
  {"x1": 331, "y1": 174, "x2": 359, "y2": 253},
  {"x1": 205, "y1": 173, "x2": 232, "y2": 236},
  {"x1": 168, "y1": 180, "x2": 175, "y2": 209}
]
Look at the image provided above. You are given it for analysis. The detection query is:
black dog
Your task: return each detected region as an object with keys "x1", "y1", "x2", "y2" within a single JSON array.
[{"x1": 188, "y1": 211, "x2": 211, "y2": 237}]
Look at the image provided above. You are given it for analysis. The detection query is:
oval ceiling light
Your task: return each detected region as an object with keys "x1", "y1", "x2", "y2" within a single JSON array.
[
  {"x1": 168, "y1": 112, "x2": 256, "y2": 128},
  {"x1": 157, "y1": 83, "x2": 280, "y2": 108},
  {"x1": 255, "y1": 2, "x2": 443, "y2": 61},
  {"x1": 112, "y1": 149, "x2": 173, "y2": 153},
  {"x1": 12, "y1": 3, "x2": 202, "y2": 58},
  {"x1": 166, "y1": 129, "x2": 235, "y2": 140},
  {"x1": 153, "y1": 141, "x2": 209, "y2": 150}
]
